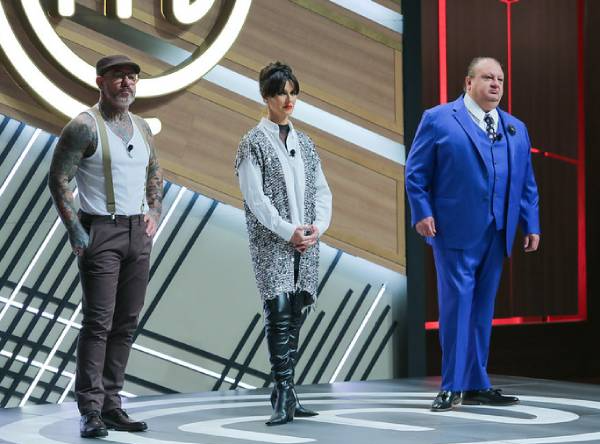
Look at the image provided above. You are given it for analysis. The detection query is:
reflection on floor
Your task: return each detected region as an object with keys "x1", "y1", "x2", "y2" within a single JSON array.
[{"x1": 0, "y1": 376, "x2": 600, "y2": 444}]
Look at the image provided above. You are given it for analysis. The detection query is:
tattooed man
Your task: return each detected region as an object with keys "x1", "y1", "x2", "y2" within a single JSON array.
[{"x1": 48, "y1": 55, "x2": 163, "y2": 438}]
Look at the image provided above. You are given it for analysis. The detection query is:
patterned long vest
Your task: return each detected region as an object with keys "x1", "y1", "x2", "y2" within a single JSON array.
[{"x1": 235, "y1": 126, "x2": 321, "y2": 304}]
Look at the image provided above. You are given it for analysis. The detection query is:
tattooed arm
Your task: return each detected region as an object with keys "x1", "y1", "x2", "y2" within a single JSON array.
[
  {"x1": 139, "y1": 119, "x2": 163, "y2": 237},
  {"x1": 48, "y1": 113, "x2": 97, "y2": 254}
]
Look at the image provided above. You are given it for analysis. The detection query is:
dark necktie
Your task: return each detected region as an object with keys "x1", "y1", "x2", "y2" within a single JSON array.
[{"x1": 484, "y1": 114, "x2": 496, "y2": 141}]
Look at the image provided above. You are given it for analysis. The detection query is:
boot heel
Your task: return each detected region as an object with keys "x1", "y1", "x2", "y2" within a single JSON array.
[{"x1": 266, "y1": 382, "x2": 294, "y2": 426}]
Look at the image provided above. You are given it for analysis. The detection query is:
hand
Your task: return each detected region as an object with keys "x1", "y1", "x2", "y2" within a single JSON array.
[
  {"x1": 290, "y1": 225, "x2": 309, "y2": 247},
  {"x1": 144, "y1": 211, "x2": 160, "y2": 237},
  {"x1": 290, "y1": 225, "x2": 317, "y2": 253},
  {"x1": 69, "y1": 225, "x2": 89, "y2": 256},
  {"x1": 415, "y1": 216, "x2": 436, "y2": 237},
  {"x1": 296, "y1": 224, "x2": 319, "y2": 253},
  {"x1": 295, "y1": 244, "x2": 308, "y2": 253},
  {"x1": 523, "y1": 233, "x2": 540, "y2": 252}
]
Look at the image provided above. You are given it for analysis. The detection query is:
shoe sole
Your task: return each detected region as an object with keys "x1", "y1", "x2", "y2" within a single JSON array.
[
  {"x1": 265, "y1": 418, "x2": 293, "y2": 426},
  {"x1": 295, "y1": 412, "x2": 319, "y2": 417},
  {"x1": 105, "y1": 426, "x2": 148, "y2": 432},
  {"x1": 80, "y1": 430, "x2": 108, "y2": 438},
  {"x1": 431, "y1": 400, "x2": 462, "y2": 412},
  {"x1": 462, "y1": 399, "x2": 519, "y2": 406}
]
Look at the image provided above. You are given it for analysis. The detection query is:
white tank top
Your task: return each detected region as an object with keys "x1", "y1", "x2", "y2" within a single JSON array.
[{"x1": 75, "y1": 107, "x2": 149, "y2": 216}]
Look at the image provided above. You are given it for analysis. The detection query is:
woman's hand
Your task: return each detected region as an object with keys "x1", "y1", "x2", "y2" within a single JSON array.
[{"x1": 291, "y1": 225, "x2": 319, "y2": 253}]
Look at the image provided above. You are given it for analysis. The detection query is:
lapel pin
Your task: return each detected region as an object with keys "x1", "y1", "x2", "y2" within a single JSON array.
[{"x1": 508, "y1": 125, "x2": 517, "y2": 136}]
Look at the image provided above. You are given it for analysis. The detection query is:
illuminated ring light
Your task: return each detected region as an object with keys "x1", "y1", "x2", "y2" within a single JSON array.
[
  {"x1": 0, "y1": 1, "x2": 251, "y2": 134},
  {"x1": 20, "y1": 1, "x2": 251, "y2": 97}
]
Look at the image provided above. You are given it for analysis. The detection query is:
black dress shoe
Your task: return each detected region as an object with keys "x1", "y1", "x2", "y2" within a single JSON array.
[
  {"x1": 80, "y1": 411, "x2": 108, "y2": 438},
  {"x1": 431, "y1": 391, "x2": 462, "y2": 412},
  {"x1": 462, "y1": 388, "x2": 519, "y2": 406},
  {"x1": 102, "y1": 408, "x2": 148, "y2": 432}
]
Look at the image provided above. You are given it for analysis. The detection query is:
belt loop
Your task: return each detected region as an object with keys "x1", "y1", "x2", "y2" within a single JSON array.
[{"x1": 111, "y1": 213, "x2": 116, "y2": 224}]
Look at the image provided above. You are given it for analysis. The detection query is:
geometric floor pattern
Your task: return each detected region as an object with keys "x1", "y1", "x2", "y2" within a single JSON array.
[{"x1": 0, "y1": 376, "x2": 599, "y2": 443}]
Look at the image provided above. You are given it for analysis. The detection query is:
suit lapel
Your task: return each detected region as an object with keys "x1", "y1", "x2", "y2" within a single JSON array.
[
  {"x1": 452, "y1": 97, "x2": 492, "y2": 178},
  {"x1": 498, "y1": 109, "x2": 517, "y2": 183}
]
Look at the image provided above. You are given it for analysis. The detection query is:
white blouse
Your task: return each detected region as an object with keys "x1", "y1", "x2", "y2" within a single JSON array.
[{"x1": 237, "y1": 117, "x2": 332, "y2": 241}]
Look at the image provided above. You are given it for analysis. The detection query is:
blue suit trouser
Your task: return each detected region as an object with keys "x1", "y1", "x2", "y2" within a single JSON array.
[{"x1": 432, "y1": 224, "x2": 506, "y2": 391}]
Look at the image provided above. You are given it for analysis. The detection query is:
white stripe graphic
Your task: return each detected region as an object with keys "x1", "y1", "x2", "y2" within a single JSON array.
[
  {"x1": 0, "y1": 349, "x2": 135, "y2": 399},
  {"x1": 0, "y1": 128, "x2": 42, "y2": 199},
  {"x1": 329, "y1": 284, "x2": 386, "y2": 383},
  {"x1": 329, "y1": 0, "x2": 403, "y2": 33},
  {"x1": 0, "y1": 189, "x2": 77, "y2": 324}
]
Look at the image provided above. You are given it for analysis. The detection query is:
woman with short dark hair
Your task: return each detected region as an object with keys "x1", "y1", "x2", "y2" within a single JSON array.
[{"x1": 235, "y1": 62, "x2": 332, "y2": 426}]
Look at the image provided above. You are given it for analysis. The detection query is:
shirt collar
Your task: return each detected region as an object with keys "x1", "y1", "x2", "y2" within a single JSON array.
[
  {"x1": 463, "y1": 93, "x2": 498, "y2": 124},
  {"x1": 259, "y1": 117, "x2": 295, "y2": 134}
]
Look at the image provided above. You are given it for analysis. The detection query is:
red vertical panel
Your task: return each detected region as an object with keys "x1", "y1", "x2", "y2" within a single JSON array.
[
  {"x1": 577, "y1": 0, "x2": 588, "y2": 321},
  {"x1": 548, "y1": 0, "x2": 587, "y2": 322},
  {"x1": 500, "y1": 0, "x2": 519, "y2": 113},
  {"x1": 438, "y1": 0, "x2": 447, "y2": 104}
]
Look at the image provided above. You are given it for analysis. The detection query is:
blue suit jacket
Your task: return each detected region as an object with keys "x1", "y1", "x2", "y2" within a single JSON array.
[{"x1": 405, "y1": 96, "x2": 540, "y2": 256}]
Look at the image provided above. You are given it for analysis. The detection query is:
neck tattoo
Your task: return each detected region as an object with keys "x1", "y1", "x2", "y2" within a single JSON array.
[{"x1": 99, "y1": 101, "x2": 133, "y2": 145}]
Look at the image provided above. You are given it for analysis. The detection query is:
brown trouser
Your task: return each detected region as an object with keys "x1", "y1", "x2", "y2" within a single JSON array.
[{"x1": 76, "y1": 212, "x2": 151, "y2": 414}]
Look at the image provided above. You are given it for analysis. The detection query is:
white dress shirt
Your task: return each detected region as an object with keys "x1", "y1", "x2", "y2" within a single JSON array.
[
  {"x1": 238, "y1": 117, "x2": 332, "y2": 241},
  {"x1": 464, "y1": 93, "x2": 499, "y2": 134}
]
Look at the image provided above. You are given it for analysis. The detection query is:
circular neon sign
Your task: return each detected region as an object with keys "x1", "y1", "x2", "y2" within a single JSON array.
[{"x1": 0, "y1": 1, "x2": 252, "y2": 134}]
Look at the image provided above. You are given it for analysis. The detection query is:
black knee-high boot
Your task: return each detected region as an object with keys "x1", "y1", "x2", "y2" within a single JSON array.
[
  {"x1": 264, "y1": 294, "x2": 295, "y2": 426},
  {"x1": 270, "y1": 290, "x2": 319, "y2": 417}
]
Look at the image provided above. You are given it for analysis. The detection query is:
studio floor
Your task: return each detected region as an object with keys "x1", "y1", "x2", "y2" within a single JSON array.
[{"x1": 0, "y1": 376, "x2": 599, "y2": 443}]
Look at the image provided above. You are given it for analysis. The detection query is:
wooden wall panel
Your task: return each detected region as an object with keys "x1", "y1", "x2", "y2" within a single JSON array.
[
  {"x1": 446, "y1": 0, "x2": 507, "y2": 103},
  {"x1": 320, "y1": 149, "x2": 399, "y2": 258},
  {"x1": 512, "y1": 0, "x2": 578, "y2": 159},
  {"x1": 512, "y1": 157, "x2": 578, "y2": 316},
  {"x1": 0, "y1": 0, "x2": 405, "y2": 272}
]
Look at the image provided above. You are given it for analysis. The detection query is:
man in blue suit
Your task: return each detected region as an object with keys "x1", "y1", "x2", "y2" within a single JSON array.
[{"x1": 405, "y1": 57, "x2": 540, "y2": 412}]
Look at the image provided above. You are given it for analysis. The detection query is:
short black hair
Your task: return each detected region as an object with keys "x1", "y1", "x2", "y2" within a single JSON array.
[
  {"x1": 466, "y1": 57, "x2": 503, "y2": 78},
  {"x1": 259, "y1": 62, "x2": 300, "y2": 98}
]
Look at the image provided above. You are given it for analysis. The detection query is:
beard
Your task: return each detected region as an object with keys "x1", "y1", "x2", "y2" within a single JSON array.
[
  {"x1": 105, "y1": 87, "x2": 135, "y2": 109},
  {"x1": 115, "y1": 90, "x2": 135, "y2": 106}
]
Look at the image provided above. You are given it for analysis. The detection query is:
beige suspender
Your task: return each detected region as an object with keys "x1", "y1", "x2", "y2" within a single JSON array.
[
  {"x1": 91, "y1": 108, "x2": 116, "y2": 216},
  {"x1": 91, "y1": 108, "x2": 151, "y2": 216},
  {"x1": 130, "y1": 115, "x2": 151, "y2": 214}
]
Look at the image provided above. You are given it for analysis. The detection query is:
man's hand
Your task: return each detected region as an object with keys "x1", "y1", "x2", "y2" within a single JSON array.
[
  {"x1": 70, "y1": 224, "x2": 90, "y2": 256},
  {"x1": 523, "y1": 233, "x2": 540, "y2": 252},
  {"x1": 144, "y1": 210, "x2": 159, "y2": 237},
  {"x1": 141, "y1": 118, "x2": 163, "y2": 238},
  {"x1": 415, "y1": 216, "x2": 436, "y2": 237}
]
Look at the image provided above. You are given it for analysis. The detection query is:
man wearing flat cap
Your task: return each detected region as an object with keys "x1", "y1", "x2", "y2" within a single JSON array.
[{"x1": 49, "y1": 55, "x2": 163, "y2": 438}]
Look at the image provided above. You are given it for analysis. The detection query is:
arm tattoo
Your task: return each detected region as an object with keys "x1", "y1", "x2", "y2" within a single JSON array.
[
  {"x1": 142, "y1": 120, "x2": 163, "y2": 220},
  {"x1": 48, "y1": 113, "x2": 97, "y2": 247}
]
